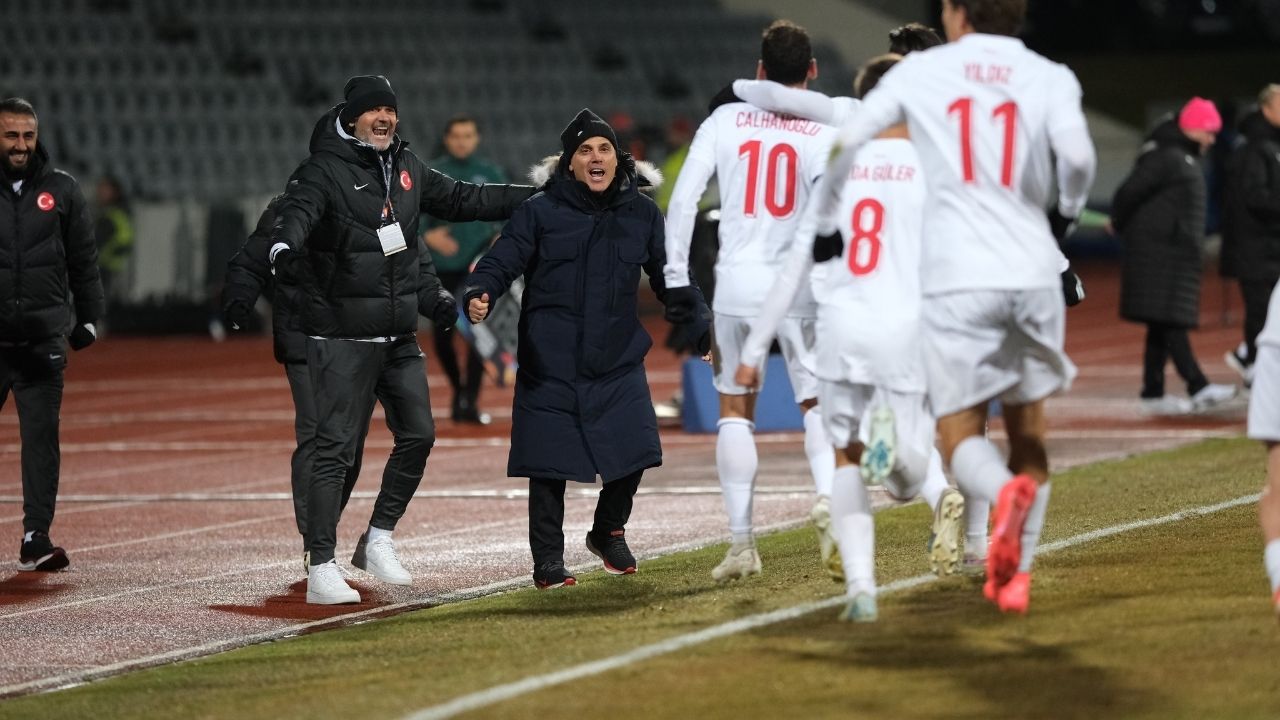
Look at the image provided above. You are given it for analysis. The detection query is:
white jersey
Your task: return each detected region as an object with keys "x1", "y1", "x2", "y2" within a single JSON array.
[
  {"x1": 732, "y1": 79, "x2": 861, "y2": 127},
  {"x1": 812, "y1": 33, "x2": 1096, "y2": 296},
  {"x1": 1257, "y1": 278, "x2": 1280, "y2": 347},
  {"x1": 664, "y1": 102, "x2": 837, "y2": 318}
]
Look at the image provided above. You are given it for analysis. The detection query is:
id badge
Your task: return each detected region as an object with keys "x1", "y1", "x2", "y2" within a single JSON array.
[{"x1": 377, "y1": 222, "x2": 408, "y2": 256}]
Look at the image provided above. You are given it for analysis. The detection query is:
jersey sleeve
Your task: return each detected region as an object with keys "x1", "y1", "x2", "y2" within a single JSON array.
[
  {"x1": 662, "y1": 117, "x2": 718, "y2": 289},
  {"x1": 732, "y1": 79, "x2": 839, "y2": 125},
  {"x1": 1046, "y1": 68, "x2": 1096, "y2": 217}
]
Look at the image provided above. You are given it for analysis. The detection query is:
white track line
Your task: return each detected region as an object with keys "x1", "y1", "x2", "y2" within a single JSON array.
[
  {"x1": 0, "y1": 487, "x2": 815, "y2": 503},
  {"x1": 402, "y1": 492, "x2": 1262, "y2": 720},
  {"x1": 0, "y1": 516, "x2": 812, "y2": 698}
]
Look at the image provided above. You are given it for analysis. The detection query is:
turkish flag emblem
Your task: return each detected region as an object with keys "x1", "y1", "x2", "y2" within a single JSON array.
[
  {"x1": 399, "y1": 170, "x2": 412, "y2": 191},
  {"x1": 36, "y1": 192, "x2": 55, "y2": 212}
]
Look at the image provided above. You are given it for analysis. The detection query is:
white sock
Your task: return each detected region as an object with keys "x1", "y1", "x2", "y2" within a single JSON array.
[
  {"x1": 803, "y1": 407, "x2": 835, "y2": 499},
  {"x1": 367, "y1": 526, "x2": 393, "y2": 542},
  {"x1": 1266, "y1": 539, "x2": 1280, "y2": 594},
  {"x1": 966, "y1": 499, "x2": 990, "y2": 558},
  {"x1": 918, "y1": 448, "x2": 948, "y2": 511},
  {"x1": 1016, "y1": 482, "x2": 1051, "y2": 573},
  {"x1": 950, "y1": 436, "x2": 1012, "y2": 505},
  {"x1": 717, "y1": 417, "x2": 758, "y2": 541},
  {"x1": 22, "y1": 531, "x2": 34, "y2": 543},
  {"x1": 831, "y1": 464, "x2": 876, "y2": 596}
]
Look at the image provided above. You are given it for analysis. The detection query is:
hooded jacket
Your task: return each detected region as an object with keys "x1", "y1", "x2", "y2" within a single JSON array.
[
  {"x1": 270, "y1": 105, "x2": 533, "y2": 338},
  {"x1": 466, "y1": 153, "x2": 708, "y2": 482},
  {"x1": 1223, "y1": 110, "x2": 1280, "y2": 280},
  {"x1": 1113, "y1": 118, "x2": 1207, "y2": 328},
  {"x1": 0, "y1": 143, "x2": 103, "y2": 342}
]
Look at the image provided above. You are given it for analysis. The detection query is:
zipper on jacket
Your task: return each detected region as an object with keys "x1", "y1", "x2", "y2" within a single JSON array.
[{"x1": 11, "y1": 189, "x2": 23, "y2": 323}]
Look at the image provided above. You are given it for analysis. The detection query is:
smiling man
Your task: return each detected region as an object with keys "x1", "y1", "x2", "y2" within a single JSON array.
[
  {"x1": 268, "y1": 75, "x2": 535, "y2": 604},
  {"x1": 0, "y1": 97, "x2": 104, "y2": 573}
]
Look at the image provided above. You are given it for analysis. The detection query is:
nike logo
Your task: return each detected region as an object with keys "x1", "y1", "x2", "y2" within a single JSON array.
[
  {"x1": 354, "y1": 183, "x2": 369, "y2": 191},
  {"x1": 49, "y1": 354, "x2": 62, "y2": 360}
]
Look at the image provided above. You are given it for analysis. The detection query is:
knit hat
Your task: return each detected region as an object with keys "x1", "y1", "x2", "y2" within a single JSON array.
[
  {"x1": 339, "y1": 75, "x2": 397, "y2": 127},
  {"x1": 559, "y1": 108, "x2": 618, "y2": 157},
  {"x1": 1178, "y1": 97, "x2": 1222, "y2": 134}
]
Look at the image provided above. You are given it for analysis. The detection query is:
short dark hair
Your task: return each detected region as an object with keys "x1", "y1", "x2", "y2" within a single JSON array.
[
  {"x1": 443, "y1": 114, "x2": 479, "y2": 136},
  {"x1": 0, "y1": 97, "x2": 37, "y2": 120},
  {"x1": 854, "y1": 54, "x2": 902, "y2": 100},
  {"x1": 760, "y1": 20, "x2": 812, "y2": 86},
  {"x1": 887, "y1": 23, "x2": 943, "y2": 54},
  {"x1": 948, "y1": 0, "x2": 1026, "y2": 36}
]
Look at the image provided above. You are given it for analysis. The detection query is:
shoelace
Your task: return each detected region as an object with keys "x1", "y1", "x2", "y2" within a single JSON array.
[{"x1": 370, "y1": 536, "x2": 402, "y2": 566}]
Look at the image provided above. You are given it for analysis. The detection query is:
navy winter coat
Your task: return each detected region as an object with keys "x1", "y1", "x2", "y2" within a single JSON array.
[{"x1": 466, "y1": 155, "x2": 707, "y2": 483}]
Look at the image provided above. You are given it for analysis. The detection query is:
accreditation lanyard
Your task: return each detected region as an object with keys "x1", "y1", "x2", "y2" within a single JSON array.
[{"x1": 376, "y1": 153, "x2": 407, "y2": 256}]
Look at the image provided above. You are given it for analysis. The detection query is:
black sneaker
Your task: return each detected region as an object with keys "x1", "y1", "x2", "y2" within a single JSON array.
[
  {"x1": 533, "y1": 561, "x2": 577, "y2": 590},
  {"x1": 586, "y1": 529, "x2": 636, "y2": 575},
  {"x1": 19, "y1": 531, "x2": 69, "y2": 572},
  {"x1": 452, "y1": 395, "x2": 491, "y2": 425}
]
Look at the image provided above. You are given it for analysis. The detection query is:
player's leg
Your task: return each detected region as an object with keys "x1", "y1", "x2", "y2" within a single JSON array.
[
  {"x1": 285, "y1": 362, "x2": 317, "y2": 571},
  {"x1": 529, "y1": 477, "x2": 574, "y2": 589},
  {"x1": 998, "y1": 400, "x2": 1053, "y2": 613},
  {"x1": 1262, "y1": 444, "x2": 1280, "y2": 620},
  {"x1": 712, "y1": 315, "x2": 762, "y2": 582},
  {"x1": 823, "y1": 383, "x2": 877, "y2": 621},
  {"x1": 964, "y1": 497, "x2": 991, "y2": 575},
  {"x1": 587, "y1": 470, "x2": 642, "y2": 575},
  {"x1": 1246, "y1": 340, "x2": 1280, "y2": 618},
  {"x1": 12, "y1": 341, "x2": 70, "y2": 572}
]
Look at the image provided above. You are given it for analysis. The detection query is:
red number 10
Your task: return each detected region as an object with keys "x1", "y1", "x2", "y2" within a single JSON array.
[
  {"x1": 739, "y1": 140, "x2": 798, "y2": 218},
  {"x1": 947, "y1": 98, "x2": 1018, "y2": 188}
]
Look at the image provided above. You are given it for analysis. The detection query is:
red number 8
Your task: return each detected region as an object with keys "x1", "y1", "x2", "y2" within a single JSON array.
[{"x1": 847, "y1": 198, "x2": 884, "y2": 276}]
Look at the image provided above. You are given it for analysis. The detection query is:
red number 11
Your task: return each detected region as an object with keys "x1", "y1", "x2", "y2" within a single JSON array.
[{"x1": 947, "y1": 98, "x2": 1018, "y2": 188}]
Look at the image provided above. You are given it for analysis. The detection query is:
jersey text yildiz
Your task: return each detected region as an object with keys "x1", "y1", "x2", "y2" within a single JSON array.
[
  {"x1": 814, "y1": 138, "x2": 927, "y2": 392},
  {"x1": 835, "y1": 34, "x2": 1090, "y2": 295},
  {"x1": 665, "y1": 102, "x2": 836, "y2": 318}
]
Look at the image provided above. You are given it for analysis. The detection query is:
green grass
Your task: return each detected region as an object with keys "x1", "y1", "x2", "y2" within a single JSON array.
[{"x1": 3, "y1": 438, "x2": 1277, "y2": 720}]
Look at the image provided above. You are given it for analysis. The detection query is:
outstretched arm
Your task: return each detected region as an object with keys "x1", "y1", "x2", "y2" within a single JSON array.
[
  {"x1": 419, "y1": 169, "x2": 535, "y2": 223},
  {"x1": 733, "y1": 79, "x2": 843, "y2": 125}
]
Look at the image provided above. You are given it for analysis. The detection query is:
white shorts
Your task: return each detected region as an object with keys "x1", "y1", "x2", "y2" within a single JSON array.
[
  {"x1": 1248, "y1": 344, "x2": 1280, "y2": 441},
  {"x1": 712, "y1": 314, "x2": 819, "y2": 403},
  {"x1": 818, "y1": 381, "x2": 935, "y2": 457},
  {"x1": 922, "y1": 289, "x2": 1077, "y2": 418}
]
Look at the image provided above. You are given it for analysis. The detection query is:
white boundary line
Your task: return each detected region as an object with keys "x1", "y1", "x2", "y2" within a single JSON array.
[
  {"x1": 402, "y1": 492, "x2": 1262, "y2": 720},
  {"x1": 0, "y1": 487, "x2": 817, "y2": 503}
]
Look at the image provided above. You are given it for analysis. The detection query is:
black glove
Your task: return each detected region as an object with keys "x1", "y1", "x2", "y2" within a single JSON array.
[
  {"x1": 221, "y1": 288, "x2": 256, "y2": 331},
  {"x1": 69, "y1": 323, "x2": 96, "y2": 351},
  {"x1": 1048, "y1": 207, "x2": 1078, "y2": 245},
  {"x1": 664, "y1": 285, "x2": 699, "y2": 324},
  {"x1": 272, "y1": 248, "x2": 304, "y2": 284},
  {"x1": 707, "y1": 83, "x2": 743, "y2": 114},
  {"x1": 812, "y1": 230, "x2": 843, "y2": 263},
  {"x1": 431, "y1": 288, "x2": 458, "y2": 330},
  {"x1": 1062, "y1": 266, "x2": 1085, "y2": 307}
]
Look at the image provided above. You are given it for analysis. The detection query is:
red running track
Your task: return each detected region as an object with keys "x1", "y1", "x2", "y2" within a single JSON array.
[{"x1": 0, "y1": 261, "x2": 1253, "y2": 696}]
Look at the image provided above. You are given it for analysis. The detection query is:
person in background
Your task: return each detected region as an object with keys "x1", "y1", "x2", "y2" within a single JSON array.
[
  {"x1": 0, "y1": 97, "x2": 104, "y2": 572},
  {"x1": 1113, "y1": 97, "x2": 1238, "y2": 415},
  {"x1": 421, "y1": 115, "x2": 507, "y2": 425},
  {"x1": 92, "y1": 174, "x2": 133, "y2": 322},
  {"x1": 1223, "y1": 85, "x2": 1280, "y2": 386}
]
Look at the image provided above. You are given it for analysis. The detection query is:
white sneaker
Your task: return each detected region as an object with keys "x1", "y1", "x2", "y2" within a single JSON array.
[
  {"x1": 711, "y1": 541, "x2": 762, "y2": 583},
  {"x1": 1224, "y1": 349, "x2": 1254, "y2": 386},
  {"x1": 860, "y1": 404, "x2": 897, "y2": 486},
  {"x1": 352, "y1": 533, "x2": 412, "y2": 585},
  {"x1": 928, "y1": 488, "x2": 966, "y2": 577},
  {"x1": 1140, "y1": 395, "x2": 1193, "y2": 416},
  {"x1": 1191, "y1": 383, "x2": 1238, "y2": 412},
  {"x1": 306, "y1": 559, "x2": 360, "y2": 605},
  {"x1": 809, "y1": 497, "x2": 843, "y2": 583}
]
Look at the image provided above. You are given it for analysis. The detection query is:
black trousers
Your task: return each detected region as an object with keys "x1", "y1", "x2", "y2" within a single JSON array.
[
  {"x1": 306, "y1": 337, "x2": 435, "y2": 564},
  {"x1": 1240, "y1": 278, "x2": 1277, "y2": 364},
  {"x1": 285, "y1": 362, "x2": 371, "y2": 545},
  {"x1": 528, "y1": 471, "x2": 642, "y2": 567},
  {"x1": 0, "y1": 339, "x2": 66, "y2": 534},
  {"x1": 432, "y1": 271, "x2": 484, "y2": 404},
  {"x1": 1142, "y1": 322, "x2": 1208, "y2": 398}
]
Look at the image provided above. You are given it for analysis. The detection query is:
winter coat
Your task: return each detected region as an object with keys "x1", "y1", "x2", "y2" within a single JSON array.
[
  {"x1": 270, "y1": 105, "x2": 534, "y2": 338},
  {"x1": 224, "y1": 195, "x2": 308, "y2": 364},
  {"x1": 466, "y1": 155, "x2": 708, "y2": 483},
  {"x1": 1113, "y1": 119, "x2": 1207, "y2": 328},
  {"x1": 0, "y1": 143, "x2": 103, "y2": 342},
  {"x1": 1223, "y1": 111, "x2": 1280, "y2": 281}
]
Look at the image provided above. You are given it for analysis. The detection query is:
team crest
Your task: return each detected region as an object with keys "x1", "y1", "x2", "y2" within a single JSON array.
[
  {"x1": 400, "y1": 170, "x2": 412, "y2": 191},
  {"x1": 36, "y1": 192, "x2": 55, "y2": 212}
]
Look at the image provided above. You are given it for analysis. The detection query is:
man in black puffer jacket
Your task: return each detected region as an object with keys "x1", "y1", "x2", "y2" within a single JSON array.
[
  {"x1": 268, "y1": 76, "x2": 534, "y2": 604},
  {"x1": 1223, "y1": 85, "x2": 1280, "y2": 383},
  {"x1": 0, "y1": 97, "x2": 103, "y2": 572},
  {"x1": 1113, "y1": 97, "x2": 1237, "y2": 415},
  {"x1": 222, "y1": 195, "x2": 377, "y2": 573}
]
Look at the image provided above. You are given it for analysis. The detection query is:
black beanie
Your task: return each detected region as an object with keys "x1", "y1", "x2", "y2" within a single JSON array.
[
  {"x1": 559, "y1": 108, "x2": 618, "y2": 157},
  {"x1": 339, "y1": 75, "x2": 398, "y2": 127}
]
